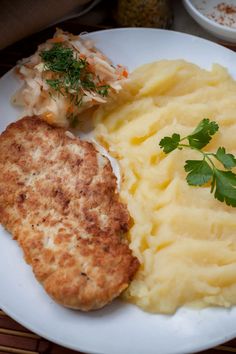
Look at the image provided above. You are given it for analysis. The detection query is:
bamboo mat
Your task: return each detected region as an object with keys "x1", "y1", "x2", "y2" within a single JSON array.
[
  {"x1": 1, "y1": 7, "x2": 236, "y2": 354},
  {"x1": 1, "y1": 308, "x2": 236, "y2": 354},
  {"x1": 0, "y1": 310, "x2": 80, "y2": 354}
]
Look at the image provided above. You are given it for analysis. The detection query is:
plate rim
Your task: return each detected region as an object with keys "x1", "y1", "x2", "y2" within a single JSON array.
[
  {"x1": 1, "y1": 27, "x2": 236, "y2": 354},
  {"x1": 1, "y1": 300, "x2": 236, "y2": 354}
]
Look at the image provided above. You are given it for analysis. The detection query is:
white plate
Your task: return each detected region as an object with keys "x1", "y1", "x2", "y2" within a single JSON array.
[{"x1": 1, "y1": 28, "x2": 236, "y2": 354}]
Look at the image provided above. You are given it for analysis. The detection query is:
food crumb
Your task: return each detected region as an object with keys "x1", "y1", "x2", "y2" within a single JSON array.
[
  {"x1": 205, "y1": 2, "x2": 236, "y2": 28},
  {"x1": 216, "y1": 3, "x2": 236, "y2": 14}
]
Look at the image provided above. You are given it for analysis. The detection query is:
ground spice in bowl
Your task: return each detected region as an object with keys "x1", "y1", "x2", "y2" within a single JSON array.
[{"x1": 206, "y1": 2, "x2": 236, "y2": 28}]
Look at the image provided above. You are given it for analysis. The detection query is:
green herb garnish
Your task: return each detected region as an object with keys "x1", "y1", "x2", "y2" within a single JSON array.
[
  {"x1": 97, "y1": 85, "x2": 110, "y2": 97},
  {"x1": 159, "y1": 118, "x2": 236, "y2": 207},
  {"x1": 39, "y1": 43, "x2": 110, "y2": 122}
]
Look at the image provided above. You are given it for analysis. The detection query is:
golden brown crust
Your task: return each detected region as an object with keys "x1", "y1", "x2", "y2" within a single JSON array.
[{"x1": 0, "y1": 116, "x2": 139, "y2": 310}]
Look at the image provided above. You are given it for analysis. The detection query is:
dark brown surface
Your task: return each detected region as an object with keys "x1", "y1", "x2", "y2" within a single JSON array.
[
  {"x1": 0, "y1": 22, "x2": 111, "y2": 77},
  {"x1": 1, "y1": 6, "x2": 236, "y2": 354}
]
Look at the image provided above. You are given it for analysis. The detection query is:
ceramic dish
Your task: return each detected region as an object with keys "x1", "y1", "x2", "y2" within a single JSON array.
[
  {"x1": 1, "y1": 28, "x2": 236, "y2": 354},
  {"x1": 183, "y1": 0, "x2": 236, "y2": 43}
]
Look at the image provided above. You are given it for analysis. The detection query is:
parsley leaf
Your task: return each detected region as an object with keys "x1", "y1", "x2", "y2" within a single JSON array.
[
  {"x1": 159, "y1": 133, "x2": 180, "y2": 153},
  {"x1": 213, "y1": 169, "x2": 236, "y2": 207},
  {"x1": 187, "y1": 118, "x2": 219, "y2": 149},
  {"x1": 184, "y1": 159, "x2": 213, "y2": 186},
  {"x1": 215, "y1": 147, "x2": 236, "y2": 170},
  {"x1": 158, "y1": 118, "x2": 236, "y2": 207}
]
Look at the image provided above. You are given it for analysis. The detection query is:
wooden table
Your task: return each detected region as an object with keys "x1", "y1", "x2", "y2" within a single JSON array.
[{"x1": 1, "y1": 7, "x2": 236, "y2": 354}]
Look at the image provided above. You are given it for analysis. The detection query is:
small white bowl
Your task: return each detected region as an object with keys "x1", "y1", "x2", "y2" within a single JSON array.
[{"x1": 183, "y1": 0, "x2": 236, "y2": 43}]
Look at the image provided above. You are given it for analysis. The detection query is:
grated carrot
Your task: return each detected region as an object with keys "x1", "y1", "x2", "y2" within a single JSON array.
[
  {"x1": 48, "y1": 37, "x2": 65, "y2": 43},
  {"x1": 67, "y1": 105, "x2": 74, "y2": 114},
  {"x1": 122, "y1": 69, "x2": 128, "y2": 78}
]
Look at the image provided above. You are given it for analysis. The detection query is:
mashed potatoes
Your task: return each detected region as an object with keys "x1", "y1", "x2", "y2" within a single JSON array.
[{"x1": 94, "y1": 60, "x2": 236, "y2": 314}]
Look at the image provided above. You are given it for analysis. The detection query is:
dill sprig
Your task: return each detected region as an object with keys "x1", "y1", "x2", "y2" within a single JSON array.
[{"x1": 39, "y1": 43, "x2": 110, "y2": 123}]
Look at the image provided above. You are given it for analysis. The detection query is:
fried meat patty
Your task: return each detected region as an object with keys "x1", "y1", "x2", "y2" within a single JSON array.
[{"x1": 0, "y1": 116, "x2": 139, "y2": 310}]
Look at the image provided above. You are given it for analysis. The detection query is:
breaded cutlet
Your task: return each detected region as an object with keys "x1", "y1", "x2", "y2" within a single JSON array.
[{"x1": 0, "y1": 116, "x2": 139, "y2": 310}]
